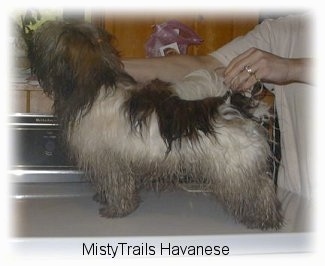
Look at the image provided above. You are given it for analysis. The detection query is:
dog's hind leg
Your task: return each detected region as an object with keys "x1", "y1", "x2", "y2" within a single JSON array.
[{"x1": 212, "y1": 174, "x2": 283, "y2": 230}]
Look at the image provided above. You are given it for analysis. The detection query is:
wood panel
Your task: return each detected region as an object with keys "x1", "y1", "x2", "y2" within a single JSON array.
[
  {"x1": 91, "y1": 11, "x2": 259, "y2": 58},
  {"x1": 104, "y1": 16, "x2": 155, "y2": 58}
]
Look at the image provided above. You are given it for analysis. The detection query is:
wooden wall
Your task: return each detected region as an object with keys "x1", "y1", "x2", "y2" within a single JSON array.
[{"x1": 91, "y1": 11, "x2": 259, "y2": 58}]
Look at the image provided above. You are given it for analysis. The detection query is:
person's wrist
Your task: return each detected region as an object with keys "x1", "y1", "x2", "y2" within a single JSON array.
[{"x1": 287, "y1": 58, "x2": 311, "y2": 84}]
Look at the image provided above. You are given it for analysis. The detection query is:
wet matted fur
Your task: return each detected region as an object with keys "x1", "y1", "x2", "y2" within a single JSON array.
[{"x1": 30, "y1": 20, "x2": 283, "y2": 230}]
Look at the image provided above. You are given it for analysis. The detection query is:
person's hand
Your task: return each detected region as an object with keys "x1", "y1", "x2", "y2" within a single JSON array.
[{"x1": 223, "y1": 48, "x2": 293, "y2": 92}]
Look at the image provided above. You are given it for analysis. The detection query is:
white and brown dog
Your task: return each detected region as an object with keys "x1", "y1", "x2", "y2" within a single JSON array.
[{"x1": 30, "y1": 20, "x2": 283, "y2": 230}]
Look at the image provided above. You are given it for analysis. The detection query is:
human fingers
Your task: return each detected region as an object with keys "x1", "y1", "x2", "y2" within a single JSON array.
[
  {"x1": 224, "y1": 50, "x2": 261, "y2": 89},
  {"x1": 238, "y1": 68, "x2": 261, "y2": 91},
  {"x1": 224, "y1": 48, "x2": 256, "y2": 77},
  {"x1": 229, "y1": 64, "x2": 261, "y2": 92},
  {"x1": 224, "y1": 48, "x2": 278, "y2": 91}
]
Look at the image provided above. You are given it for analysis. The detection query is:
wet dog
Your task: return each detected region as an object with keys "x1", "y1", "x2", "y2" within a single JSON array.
[{"x1": 30, "y1": 20, "x2": 283, "y2": 229}]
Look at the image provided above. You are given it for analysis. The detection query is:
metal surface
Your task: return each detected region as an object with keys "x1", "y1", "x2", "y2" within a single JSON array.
[{"x1": 8, "y1": 113, "x2": 83, "y2": 182}]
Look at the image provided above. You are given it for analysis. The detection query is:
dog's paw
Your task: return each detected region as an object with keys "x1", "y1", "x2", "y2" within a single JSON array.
[
  {"x1": 99, "y1": 203, "x2": 138, "y2": 218},
  {"x1": 99, "y1": 198, "x2": 140, "y2": 218},
  {"x1": 99, "y1": 206, "x2": 125, "y2": 218},
  {"x1": 93, "y1": 193, "x2": 107, "y2": 204},
  {"x1": 240, "y1": 206, "x2": 284, "y2": 230}
]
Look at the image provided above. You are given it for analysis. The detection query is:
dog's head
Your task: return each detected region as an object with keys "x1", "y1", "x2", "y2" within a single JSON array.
[{"x1": 30, "y1": 20, "x2": 132, "y2": 120}]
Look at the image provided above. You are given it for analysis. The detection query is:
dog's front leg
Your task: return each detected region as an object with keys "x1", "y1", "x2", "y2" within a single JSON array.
[{"x1": 95, "y1": 172, "x2": 140, "y2": 218}]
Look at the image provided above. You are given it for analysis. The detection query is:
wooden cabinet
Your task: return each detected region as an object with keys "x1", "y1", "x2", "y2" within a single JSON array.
[{"x1": 91, "y1": 11, "x2": 259, "y2": 58}]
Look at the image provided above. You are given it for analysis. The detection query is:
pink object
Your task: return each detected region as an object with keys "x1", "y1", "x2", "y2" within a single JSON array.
[{"x1": 145, "y1": 20, "x2": 203, "y2": 57}]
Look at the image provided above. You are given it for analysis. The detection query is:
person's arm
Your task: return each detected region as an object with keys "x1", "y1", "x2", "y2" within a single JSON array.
[
  {"x1": 223, "y1": 48, "x2": 313, "y2": 91},
  {"x1": 287, "y1": 57, "x2": 313, "y2": 85},
  {"x1": 123, "y1": 55, "x2": 224, "y2": 83}
]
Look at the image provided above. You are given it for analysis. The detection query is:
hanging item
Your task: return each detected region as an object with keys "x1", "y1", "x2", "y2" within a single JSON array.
[{"x1": 145, "y1": 20, "x2": 203, "y2": 57}]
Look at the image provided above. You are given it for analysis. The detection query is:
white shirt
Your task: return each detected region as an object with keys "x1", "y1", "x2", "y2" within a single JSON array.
[{"x1": 210, "y1": 13, "x2": 313, "y2": 198}]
